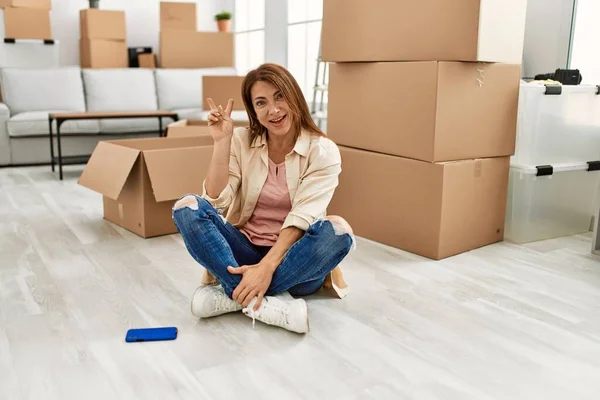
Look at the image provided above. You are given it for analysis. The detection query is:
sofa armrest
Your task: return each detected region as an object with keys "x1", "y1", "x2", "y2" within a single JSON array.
[{"x1": 0, "y1": 102, "x2": 11, "y2": 165}]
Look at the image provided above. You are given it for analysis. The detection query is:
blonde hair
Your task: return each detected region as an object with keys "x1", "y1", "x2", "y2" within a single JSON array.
[{"x1": 241, "y1": 63, "x2": 324, "y2": 145}]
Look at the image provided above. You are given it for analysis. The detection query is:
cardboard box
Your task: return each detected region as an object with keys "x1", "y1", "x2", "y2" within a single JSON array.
[
  {"x1": 78, "y1": 136, "x2": 214, "y2": 238},
  {"x1": 327, "y1": 146, "x2": 510, "y2": 260},
  {"x1": 322, "y1": 0, "x2": 527, "y2": 63},
  {"x1": 160, "y1": 1, "x2": 196, "y2": 31},
  {"x1": 160, "y1": 31, "x2": 234, "y2": 68},
  {"x1": 80, "y1": 9, "x2": 126, "y2": 40},
  {"x1": 0, "y1": 0, "x2": 51, "y2": 9},
  {"x1": 138, "y1": 53, "x2": 157, "y2": 68},
  {"x1": 202, "y1": 76, "x2": 245, "y2": 111},
  {"x1": 326, "y1": 61, "x2": 521, "y2": 163},
  {"x1": 2, "y1": 7, "x2": 51, "y2": 40},
  {"x1": 80, "y1": 39, "x2": 127, "y2": 68},
  {"x1": 167, "y1": 119, "x2": 248, "y2": 138}
]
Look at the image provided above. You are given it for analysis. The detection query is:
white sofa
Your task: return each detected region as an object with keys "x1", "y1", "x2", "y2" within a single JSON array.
[{"x1": 0, "y1": 66, "x2": 248, "y2": 166}]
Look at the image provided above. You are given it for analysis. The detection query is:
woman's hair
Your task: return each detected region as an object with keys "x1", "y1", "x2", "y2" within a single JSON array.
[{"x1": 241, "y1": 63, "x2": 324, "y2": 144}]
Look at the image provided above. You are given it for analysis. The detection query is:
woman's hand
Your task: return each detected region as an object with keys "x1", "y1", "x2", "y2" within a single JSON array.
[
  {"x1": 228, "y1": 262, "x2": 276, "y2": 310},
  {"x1": 206, "y1": 97, "x2": 234, "y2": 142}
]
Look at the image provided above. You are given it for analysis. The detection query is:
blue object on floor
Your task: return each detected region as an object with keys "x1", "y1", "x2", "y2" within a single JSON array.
[{"x1": 125, "y1": 327, "x2": 178, "y2": 343}]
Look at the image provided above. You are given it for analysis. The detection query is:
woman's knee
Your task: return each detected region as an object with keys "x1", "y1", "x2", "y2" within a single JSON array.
[
  {"x1": 173, "y1": 195, "x2": 212, "y2": 213},
  {"x1": 324, "y1": 215, "x2": 353, "y2": 236}
]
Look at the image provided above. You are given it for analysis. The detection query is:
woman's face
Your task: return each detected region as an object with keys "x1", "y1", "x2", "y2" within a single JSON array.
[{"x1": 250, "y1": 80, "x2": 293, "y2": 137}]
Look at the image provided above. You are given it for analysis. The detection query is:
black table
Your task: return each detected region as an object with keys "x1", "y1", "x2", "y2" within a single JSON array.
[{"x1": 48, "y1": 111, "x2": 179, "y2": 180}]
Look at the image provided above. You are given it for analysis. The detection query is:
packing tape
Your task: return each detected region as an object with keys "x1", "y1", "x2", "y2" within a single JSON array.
[
  {"x1": 476, "y1": 67, "x2": 485, "y2": 88},
  {"x1": 474, "y1": 160, "x2": 482, "y2": 178}
]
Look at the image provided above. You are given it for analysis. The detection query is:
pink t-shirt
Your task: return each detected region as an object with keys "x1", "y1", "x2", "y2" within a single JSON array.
[{"x1": 240, "y1": 158, "x2": 292, "y2": 246}]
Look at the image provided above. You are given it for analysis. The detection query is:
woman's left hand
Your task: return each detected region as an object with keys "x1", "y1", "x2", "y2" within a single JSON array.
[{"x1": 228, "y1": 263, "x2": 275, "y2": 309}]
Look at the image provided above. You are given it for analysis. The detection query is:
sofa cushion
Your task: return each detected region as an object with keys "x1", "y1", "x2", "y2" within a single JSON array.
[
  {"x1": 82, "y1": 68, "x2": 159, "y2": 133},
  {"x1": 173, "y1": 108, "x2": 248, "y2": 122},
  {"x1": 7, "y1": 111, "x2": 100, "y2": 137},
  {"x1": 83, "y1": 68, "x2": 158, "y2": 112},
  {"x1": 0, "y1": 67, "x2": 86, "y2": 115},
  {"x1": 155, "y1": 67, "x2": 237, "y2": 111}
]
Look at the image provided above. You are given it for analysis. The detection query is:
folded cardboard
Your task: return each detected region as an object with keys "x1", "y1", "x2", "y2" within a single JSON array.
[
  {"x1": 78, "y1": 136, "x2": 214, "y2": 238},
  {"x1": 138, "y1": 53, "x2": 157, "y2": 68},
  {"x1": 167, "y1": 119, "x2": 248, "y2": 138},
  {"x1": 327, "y1": 146, "x2": 509, "y2": 260},
  {"x1": 0, "y1": 0, "x2": 51, "y2": 9},
  {"x1": 202, "y1": 76, "x2": 245, "y2": 111},
  {"x1": 326, "y1": 61, "x2": 521, "y2": 163},
  {"x1": 322, "y1": 0, "x2": 527, "y2": 63},
  {"x1": 80, "y1": 9, "x2": 126, "y2": 40},
  {"x1": 160, "y1": 31, "x2": 234, "y2": 68},
  {"x1": 2, "y1": 7, "x2": 51, "y2": 40},
  {"x1": 80, "y1": 39, "x2": 127, "y2": 68},
  {"x1": 160, "y1": 1, "x2": 196, "y2": 31}
]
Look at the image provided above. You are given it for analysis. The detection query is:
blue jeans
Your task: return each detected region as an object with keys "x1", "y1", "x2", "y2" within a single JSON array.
[{"x1": 172, "y1": 195, "x2": 353, "y2": 298}]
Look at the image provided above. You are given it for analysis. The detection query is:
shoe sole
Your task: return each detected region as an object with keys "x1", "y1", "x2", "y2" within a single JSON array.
[{"x1": 304, "y1": 299, "x2": 310, "y2": 333}]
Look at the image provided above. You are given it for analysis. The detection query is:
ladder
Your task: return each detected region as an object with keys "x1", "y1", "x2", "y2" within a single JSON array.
[{"x1": 310, "y1": 39, "x2": 328, "y2": 130}]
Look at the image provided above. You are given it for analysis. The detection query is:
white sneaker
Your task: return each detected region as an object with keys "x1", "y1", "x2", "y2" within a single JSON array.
[
  {"x1": 191, "y1": 285, "x2": 242, "y2": 318},
  {"x1": 242, "y1": 294, "x2": 309, "y2": 334}
]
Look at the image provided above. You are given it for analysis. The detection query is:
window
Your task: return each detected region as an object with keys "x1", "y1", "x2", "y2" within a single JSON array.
[
  {"x1": 569, "y1": 0, "x2": 600, "y2": 84},
  {"x1": 287, "y1": 0, "x2": 324, "y2": 104},
  {"x1": 234, "y1": 0, "x2": 266, "y2": 74}
]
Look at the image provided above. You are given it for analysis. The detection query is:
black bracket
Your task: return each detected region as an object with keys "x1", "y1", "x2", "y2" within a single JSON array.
[
  {"x1": 587, "y1": 161, "x2": 600, "y2": 171},
  {"x1": 3, "y1": 38, "x2": 55, "y2": 45},
  {"x1": 596, "y1": 85, "x2": 600, "y2": 95},
  {"x1": 544, "y1": 84, "x2": 562, "y2": 95},
  {"x1": 536, "y1": 165, "x2": 554, "y2": 176}
]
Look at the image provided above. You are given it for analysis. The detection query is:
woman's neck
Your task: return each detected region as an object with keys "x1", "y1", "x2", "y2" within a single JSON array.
[{"x1": 267, "y1": 127, "x2": 298, "y2": 163}]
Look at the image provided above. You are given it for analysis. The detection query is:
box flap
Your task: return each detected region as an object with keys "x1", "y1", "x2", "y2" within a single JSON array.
[
  {"x1": 78, "y1": 141, "x2": 141, "y2": 200},
  {"x1": 143, "y1": 146, "x2": 213, "y2": 202}
]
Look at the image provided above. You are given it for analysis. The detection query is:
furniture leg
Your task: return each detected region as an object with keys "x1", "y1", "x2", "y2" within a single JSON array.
[
  {"x1": 48, "y1": 116, "x2": 55, "y2": 172},
  {"x1": 57, "y1": 118, "x2": 64, "y2": 180}
]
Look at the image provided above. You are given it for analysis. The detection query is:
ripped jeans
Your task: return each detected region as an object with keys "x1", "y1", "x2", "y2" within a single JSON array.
[{"x1": 172, "y1": 195, "x2": 354, "y2": 298}]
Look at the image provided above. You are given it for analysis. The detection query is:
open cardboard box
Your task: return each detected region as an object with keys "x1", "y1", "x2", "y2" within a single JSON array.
[
  {"x1": 78, "y1": 136, "x2": 214, "y2": 238},
  {"x1": 327, "y1": 146, "x2": 510, "y2": 260},
  {"x1": 167, "y1": 119, "x2": 248, "y2": 138}
]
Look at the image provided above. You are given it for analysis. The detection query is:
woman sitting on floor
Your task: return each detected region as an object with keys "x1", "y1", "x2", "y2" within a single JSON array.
[{"x1": 172, "y1": 63, "x2": 354, "y2": 334}]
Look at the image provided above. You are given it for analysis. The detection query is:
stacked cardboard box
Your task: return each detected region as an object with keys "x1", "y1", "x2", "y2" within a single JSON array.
[
  {"x1": 322, "y1": 0, "x2": 527, "y2": 260},
  {"x1": 0, "y1": 0, "x2": 52, "y2": 40},
  {"x1": 159, "y1": 1, "x2": 233, "y2": 68},
  {"x1": 79, "y1": 9, "x2": 127, "y2": 68}
]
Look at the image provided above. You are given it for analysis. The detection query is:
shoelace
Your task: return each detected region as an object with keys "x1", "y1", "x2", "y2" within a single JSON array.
[
  {"x1": 215, "y1": 293, "x2": 239, "y2": 313},
  {"x1": 244, "y1": 299, "x2": 289, "y2": 330}
]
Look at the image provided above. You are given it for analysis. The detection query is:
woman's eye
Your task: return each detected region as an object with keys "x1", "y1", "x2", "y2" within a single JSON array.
[
  {"x1": 275, "y1": 93, "x2": 283, "y2": 100},
  {"x1": 255, "y1": 101, "x2": 265, "y2": 107}
]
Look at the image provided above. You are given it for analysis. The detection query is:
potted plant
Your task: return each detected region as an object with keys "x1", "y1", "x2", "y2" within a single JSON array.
[
  {"x1": 215, "y1": 10, "x2": 232, "y2": 32},
  {"x1": 89, "y1": 0, "x2": 99, "y2": 8}
]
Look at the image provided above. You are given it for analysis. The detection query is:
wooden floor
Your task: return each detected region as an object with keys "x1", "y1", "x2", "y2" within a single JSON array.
[{"x1": 1, "y1": 165, "x2": 600, "y2": 400}]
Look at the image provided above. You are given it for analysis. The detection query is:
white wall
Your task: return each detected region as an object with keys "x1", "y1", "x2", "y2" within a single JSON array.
[
  {"x1": 521, "y1": 0, "x2": 575, "y2": 78},
  {"x1": 570, "y1": 0, "x2": 600, "y2": 84},
  {"x1": 49, "y1": 0, "x2": 233, "y2": 66}
]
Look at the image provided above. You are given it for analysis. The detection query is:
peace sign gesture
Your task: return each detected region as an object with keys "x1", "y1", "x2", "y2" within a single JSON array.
[{"x1": 206, "y1": 97, "x2": 234, "y2": 142}]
